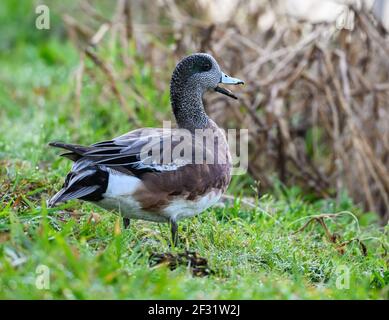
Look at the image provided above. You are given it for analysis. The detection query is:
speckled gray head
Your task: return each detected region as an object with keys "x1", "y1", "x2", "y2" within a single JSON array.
[
  {"x1": 170, "y1": 53, "x2": 244, "y2": 130},
  {"x1": 171, "y1": 53, "x2": 244, "y2": 99}
]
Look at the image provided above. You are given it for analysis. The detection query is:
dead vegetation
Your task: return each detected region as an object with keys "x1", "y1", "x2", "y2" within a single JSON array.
[
  {"x1": 292, "y1": 212, "x2": 368, "y2": 256},
  {"x1": 61, "y1": 0, "x2": 389, "y2": 222},
  {"x1": 149, "y1": 250, "x2": 214, "y2": 277}
]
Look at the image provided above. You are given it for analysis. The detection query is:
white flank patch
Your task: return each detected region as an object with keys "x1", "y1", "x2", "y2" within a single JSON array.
[
  {"x1": 98, "y1": 169, "x2": 164, "y2": 221},
  {"x1": 104, "y1": 169, "x2": 141, "y2": 197}
]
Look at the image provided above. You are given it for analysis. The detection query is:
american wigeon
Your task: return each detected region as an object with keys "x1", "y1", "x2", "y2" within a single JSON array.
[{"x1": 48, "y1": 53, "x2": 244, "y2": 245}]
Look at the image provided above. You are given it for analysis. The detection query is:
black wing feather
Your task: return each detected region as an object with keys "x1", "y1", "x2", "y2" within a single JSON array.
[{"x1": 49, "y1": 132, "x2": 170, "y2": 176}]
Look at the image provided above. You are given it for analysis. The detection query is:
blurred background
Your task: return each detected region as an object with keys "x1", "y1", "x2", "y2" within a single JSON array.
[{"x1": 1, "y1": 0, "x2": 388, "y2": 223}]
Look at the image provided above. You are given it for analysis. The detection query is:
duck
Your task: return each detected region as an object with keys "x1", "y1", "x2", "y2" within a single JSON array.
[{"x1": 48, "y1": 53, "x2": 244, "y2": 245}]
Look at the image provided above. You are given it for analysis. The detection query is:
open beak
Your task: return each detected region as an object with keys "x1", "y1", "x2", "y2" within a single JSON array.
[{"x1": 214, "y1": 72, "x2": 244, "y2": 99}]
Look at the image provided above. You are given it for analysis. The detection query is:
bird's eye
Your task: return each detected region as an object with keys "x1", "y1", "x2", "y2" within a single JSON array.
[{"x1": 200, "y1": 62, "x2": 212, "y2": 72}]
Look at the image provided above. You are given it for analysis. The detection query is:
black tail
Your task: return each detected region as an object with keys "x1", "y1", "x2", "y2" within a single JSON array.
[
  {"x1": 48, "y1": 166, "x2": 109, "y2": 207},
  {"x1": 49, "y1": 141, "x2": 92, "y2": 162}
]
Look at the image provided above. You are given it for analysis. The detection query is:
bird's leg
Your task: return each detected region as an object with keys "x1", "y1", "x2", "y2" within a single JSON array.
[
  {"x1": 123, "y1": 217, "x2": 130, "y2": 229},
  {"x1": 169, "y1": 219, "x2": 178, "y2": 246}
]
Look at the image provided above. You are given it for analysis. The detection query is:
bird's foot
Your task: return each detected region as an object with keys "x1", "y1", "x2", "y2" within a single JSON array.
[
  {"x1": 123, "y1": 217, "x2": 130, "y2": 229},
  {"x1": 169, "y1": 219, "x2": 178, "y2": 247}
]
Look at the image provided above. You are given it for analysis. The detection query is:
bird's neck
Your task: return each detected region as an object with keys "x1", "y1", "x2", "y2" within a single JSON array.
[{"x1": 170, "y1": 82, "x2": 209, "y2": 132}]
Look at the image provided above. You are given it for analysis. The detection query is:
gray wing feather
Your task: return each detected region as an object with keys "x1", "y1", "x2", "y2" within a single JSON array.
[{"x1": 49, "y1": 129, "x2": 189, "y2": 175}]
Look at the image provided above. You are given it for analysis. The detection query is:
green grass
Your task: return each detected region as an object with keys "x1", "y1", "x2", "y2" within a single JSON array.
[
  {"x1": 0, "y1": 9, "x2": 388, "y2": 299},
  {"x1": 0, "y1": 164, "x2": 388, "y2": 299}
]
